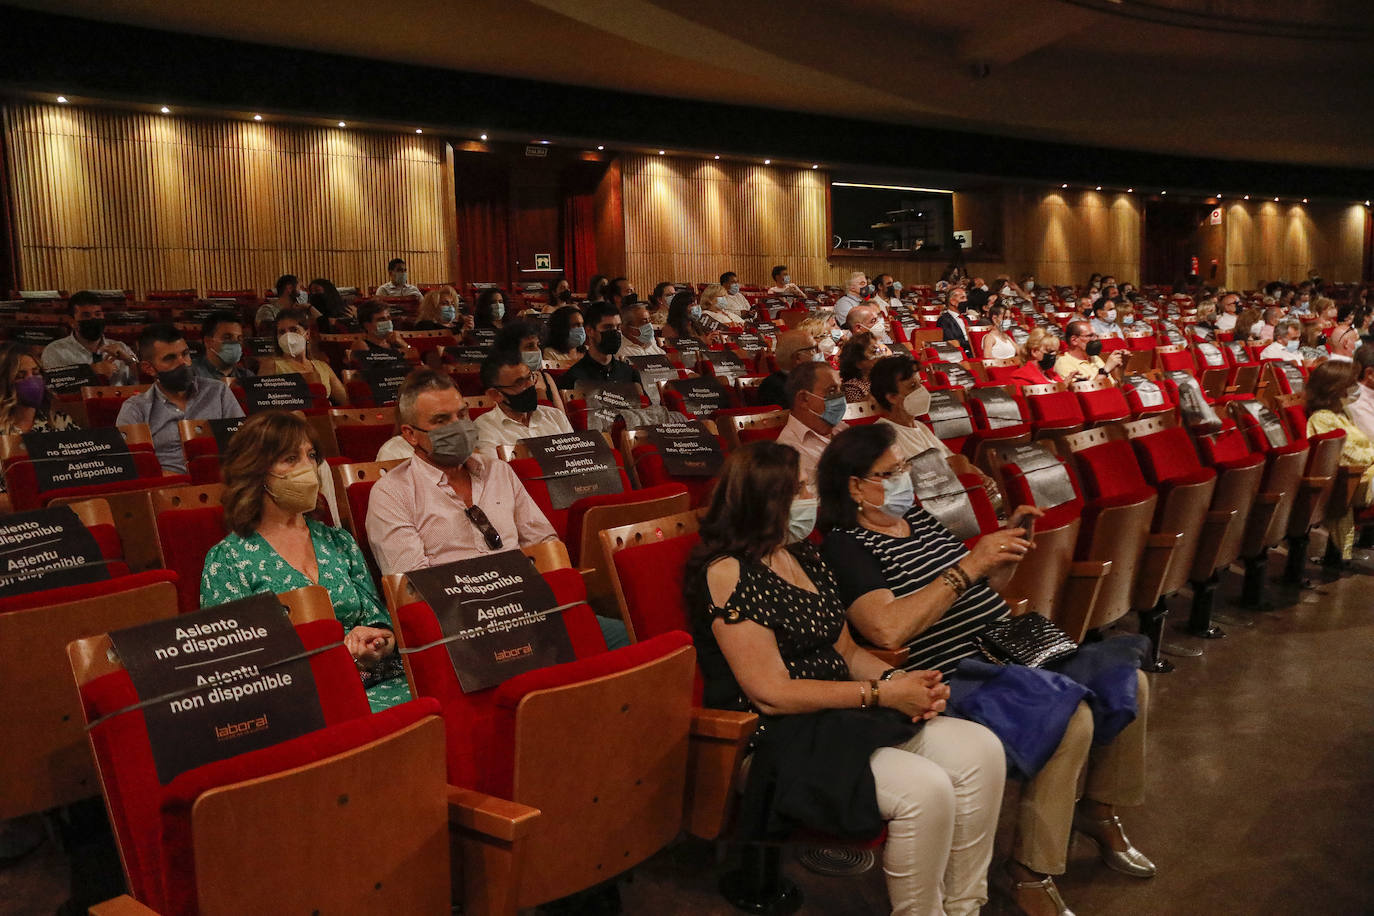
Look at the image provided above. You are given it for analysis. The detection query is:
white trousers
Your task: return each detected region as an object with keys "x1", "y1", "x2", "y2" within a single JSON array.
[{"x1": 870, "y1": 716, "x2": 1006, "y2": 916}]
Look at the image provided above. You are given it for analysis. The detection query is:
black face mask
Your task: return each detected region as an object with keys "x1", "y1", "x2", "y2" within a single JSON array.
[
  {"x1": 157, "y1": 364, "x2": 194, "y2": 393},
  {"x1": 77, "y1": 318, "x2": 105, "y2": 341},
  {"x1": 1039, "y1": 351, "x2": 1058, "y2": 370},
  {"x1": 557, "y1": 290, "x2": 574, "y2": 303},
  {"x1": 505, "y1": 385, "x2": 538, "y2": 414},
  {"x1": 597, "y1": 328, "x2": 623, "y2": 356},
  {"x1": 1085, "y1": 339, "x2": 1104, "y2": 358}
]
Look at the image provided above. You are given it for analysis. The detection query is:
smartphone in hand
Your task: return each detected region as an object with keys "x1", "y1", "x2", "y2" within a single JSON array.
[{"x1": 1008, "y1": 510, "x2": 1036, "y2": 544}]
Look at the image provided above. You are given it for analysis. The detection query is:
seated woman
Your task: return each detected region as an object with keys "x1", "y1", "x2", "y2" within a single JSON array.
[
  {"x1": 494, "y1": 317, "x2": 566, "y2": 411},
  {"x1": 258, "y1": 309, "x2": 349, "y2": 405},
  {"x1": 818, "y1": 423, "x2": 1156, "y2": 916},
  {"x1": 646, "y1": 282, "x2": 676, "y2": 328},
  {"x1": 0, "y1": 343, "x2": 79, "y2": 493},
  {"x1": 542, "y1": 305, "x2": 586, "y2": 364},
  {"x1": 348, "y1": 301, "x2": 413, "y2": 366},
  {"x1": 1008, "y1": 327, "x2": 1064, "y2": 386},
  {"x1": 800, "y1": 314, "x2": 842, "y2": 365},
  {"x1": 686, "y1": 441, "x2": 1005, "y2": 916},
  {"x1": 838, "y1": 331, "x2": 888, "y2": 403},
  {"x1": 981, "y1": 304, "x2": 1018, "y2": 360},
  {"x1": 698, "y1": 283, "x2": 745, "y2": 327},
  {"x1": 473, "y1": 288, "x2": 507, "y2": 333},
  {"x1": 1306, "y1": 360, "x2": 1374, "y2": 566},
  {"x1": 201, "y1": 411, "x2": 410, "y2": 712},
  {"x1": 662, "y1": 291, "x2": 723, "y2": 348},
  {"x1": 414, "y1": 285, "x2": 470, "y2": 334}
]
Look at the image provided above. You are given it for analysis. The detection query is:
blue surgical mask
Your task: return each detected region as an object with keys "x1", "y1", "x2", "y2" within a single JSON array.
[
  {"x1": 521, "y1": 350, "x2": 543, "y2": 373},
  {"x1": 787, "y1": 496, "x2": 817, "y2": 543},
  {"x1": 729, "y1": 284, "x2": 740, "y2": 296},
  {"x1": 374, "y1": 320, "x2": 393, "y2": 335},
  {"x1": 830, "y1": 328, "x2": 844, "y2": 341},
  {"x1": 216, "y1": 341, "x2": 243, "y2": 365},
  {"x1": 877, "y1": 473, "x2": 916, "y2": 518},
  {"x1": 1286, "y1": 338, "x2": 1300, "y2": 351},
  {"x1": 689, "y1": 305, "x2": 702, "y2": 320},
  {"x1": 1123, "y1": 316, "x2": 1135, "y2": 326},
  {"x1": 814, "y1": 392, "x2": 846, "y2": 427},
  {"x1": 781, "y1": 275, "x2": 791, "y2": 285},
  {"x1": 440, "y1": 305, "x2": 456, "y2": 323},
  {"x1": 568, "y1": 326, "x2": 587, "y2": 347},
  {"x1": 632, "y1": 324, "x2": 655, "y2": 346}
]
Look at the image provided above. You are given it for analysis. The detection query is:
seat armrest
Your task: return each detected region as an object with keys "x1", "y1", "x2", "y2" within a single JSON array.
[
  {"x1": 89, "y1": 897, "x2": 161, "y2": 916},
  {"x1": 686, "y1": 708, "x2": 758, "y2": 840},
  {"x1": 1299, "y1": 475, "x2": 1333, "y2": 492},
  {"x1": 864, "y1": 646, "x2": 910, "y2": 668},
  {"x1": 447, "y1": 785, "x2": 540, "y2": 842},
  {"x1": 1068, "y1": 560, "x2": 1111, "y2": 579},
  {"x1": 690, "y1": 707, "x2": 758, "y2": 741},
  {"x1": 1058, "y1": 559, "x2": 1112, "y2": 641}
]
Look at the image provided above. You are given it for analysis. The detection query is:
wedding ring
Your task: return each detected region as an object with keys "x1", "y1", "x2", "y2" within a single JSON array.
[{"x1": 999, "y1": 544, "x2": 1007, "y2": 551}]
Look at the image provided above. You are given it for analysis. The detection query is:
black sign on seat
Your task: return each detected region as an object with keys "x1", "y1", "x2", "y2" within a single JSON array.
[
  {"x1": 1278, "y1": 363, "x2": 1305, "y2": 393},
  {"x1": 0, "y1": 505, "x2": 111, "y2": 597},
  {"x1": 522, "y1": 430, "x2": 624, "y2": 509},
  {"x1": 664, "y1": 377, "x2": 729, "y2": 417},
  {"x1": 572, "y1": 381, "x2": 640, "y2": 432},
  {"x1": 705, "y1": 350, "x2": 746, "y2": 381},
  {"x1": 245, "y1": 337, "x2": 278, "y2": 358},
  {"x1": 446, "y1": 345, "x2": 492, "y2": 364},
  {"x1": 626, "y1": 355, "x2": 676, "y2": 406},
  {"x1": 44, "y1": 364, "x2": 98, "y2": 393},
  {"x1": 940, "y1": 365, "x2": 977, "y2": 389},
  {"x1": 646, "y1": 421, "x2": 724, "y2": 477},
  {"x1": 20, "y1": 428, "x2": 139, "y2": 492},
  {"x1": 1000, "y1": 443, "x2": 1077, "y2": 509},
  {"x1": 365, "y1": 363, "x2": 410, "y2": 407},
  {"x1": 402, "y1": 550, "x2": 576, "y2": 693},
  {"x1": 207, "y1": 417, "x2": 247, "y2": 453},
  {"x1": 107, "y1": 592, "x2": 327, "y2": 784},
  {"x1": 243, "y1": 373, "x2": 311, "y2": 412}
]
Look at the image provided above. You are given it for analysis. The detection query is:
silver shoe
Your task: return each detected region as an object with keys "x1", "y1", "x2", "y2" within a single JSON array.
[
  {"x1": 1073, "y1": 811, "x2": 1158, "y2": 878},
  {"x1": 1010, "y1": 873, "x2": 1075, "y2": 916}
]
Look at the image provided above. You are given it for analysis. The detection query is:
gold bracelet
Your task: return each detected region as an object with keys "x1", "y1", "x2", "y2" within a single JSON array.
[
  {"x1": 869, "y1": 679, "x2": 881, "y2": 708},
  {"x1": 939, "y1": 568, "x2": 967, "y2": 597},
  {"x1": 859, "y1": 681, "x2": 869, "y2": 709},
  {"x1": 949, "y1": 563, "x2": 972, "y2": 591}
]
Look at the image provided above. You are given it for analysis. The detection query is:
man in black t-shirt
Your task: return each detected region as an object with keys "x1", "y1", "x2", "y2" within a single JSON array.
[
  {"x1": 556, "y1": 301, "x2": 643, "y2": 395},
  {"x1": 758, "y1": 328, "x2": 822, "y2": 408}
]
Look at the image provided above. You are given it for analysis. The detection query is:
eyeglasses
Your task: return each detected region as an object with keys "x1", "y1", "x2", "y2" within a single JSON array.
[
  {"x1": 862, "y1": 455, "x2": 919, "y2": 482},
  {"x1": 465, "y1": 505, "x2": 504, "y2": 550}
]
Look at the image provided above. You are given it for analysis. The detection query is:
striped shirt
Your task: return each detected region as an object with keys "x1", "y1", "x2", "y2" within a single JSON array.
[{"x1": 822, "y1": 506, "x2": 1008, "y2": 675}]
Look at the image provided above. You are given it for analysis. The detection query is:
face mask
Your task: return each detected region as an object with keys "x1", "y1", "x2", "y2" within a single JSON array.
[
  {"x1": 393, "y1": 271, "x2": 408, "y2": 285},
  {"x1": 875, "y1": 473, "x2": 916, "y2": 518},
  {"x1": 216, "y1": 341, "x2": 243, "y2": 365},
  {"x1": 1123, "y1": 316, "x2": 1135, "y2": 326},
  {"x1": 265, "y1": 463, "x2": 320, "y2": 514},
  {"x1": 568, "y1": 326, "x2": 587, "y2": 347},
  {"x1": 422, "y1": 418, "x2": 478, "y2": 467},
  {"x1": 505, "y1": 384, "x2": 539, "y2": 414},
  {"x1": 830, "y1": 328, "x2": 844, "y2": 341},
  {"x1": 892, "y1": 281, "x2": 903, "y2": 293},
  {"x1": 440, "y1": 305, "x2": 456, "y2": 323},
  {"x1": 902, "y1": 385, "x2": 931, "y2": 417},
  {"x1": 520, "y1": 350, "x2": 543, "y2": 373},
  {"x1": 156, "y1": 364, "x2": 194, "y2": 394},
  {"x1": 729, "y1": 284, "x2": 740, "y2": 296},
  {"x1": 296, "y1": 290, "x2": 309, "y2": 305},
  {"x1": 597, "y1": 328, "x2": 623, "y2": 355},
  {"x1": 491, "y1": 302, "x2": 506, "y2": 320},
  {"x1": 77, "y1": 318, "x2": 105, "y2": 341},
  {"x1": 812, "y1": 392, "x2": 846, "y2": 427},
  {"x1": 1001, "y1": 319, "x2": 1012, "y2": 330},
  {"x1": 860, "y1": 284, "x2": 875, "y2": 297},
  {"x1": 1085, "y1": 339, "x2": 1104, "y2": 358},
  {"x1": 979, "y1": 284, "x2": 989, "y2": 292},
  {"x1": 1285, "y1": 339, "x2": 1300, "y2": 351},
  {"x1": 1024, "y1": 280, "x2": 1035, "y2": 291},
  {"x1": 1039, "y1": 351, "x2": 1058, "y2": 370},
  {"x1": 1106, "y1": 309, "x2": 1117, "y2": 322},
  {"x1": 781, "y1": 275, "x2": 791, "y2": 285},
  {"x1": 787, "y1": 496, "x2": 817, "y2": 544},
  {"x1": 689, "y1": 305, "x2": 702, "y2": 320},
  {"x1": 818, "y1": 337, "x2": 837, "y2": 356},
  {"x1": 632, "y1": 324, "x2": 655, "y2": 347},
  {"x1": 14, "y1": 375, "x2": 46, "y2": 408},
  {"x1": 811, "y1": 350, "x2": 826, "y2": 362},
  {"x1": 278, "y1": 330, "x2": 307, "y2": 358},
  {"x1": 558, "y1": 289, "x2": 574, "y2": 303},
  {"x1": 374, "y1": 320, "x2": 394, "y2": 336}
]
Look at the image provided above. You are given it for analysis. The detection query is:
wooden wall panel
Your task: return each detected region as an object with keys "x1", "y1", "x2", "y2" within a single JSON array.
[
  {"x1": 3, "y1": 102, "x2": 452, "y2": 294},
  {"x1": 1223, "y1": 200, "x2": 1365, "y2": 290},
  {"x1": 621, "y1": 154, "x2": 829, "y2": 289}
]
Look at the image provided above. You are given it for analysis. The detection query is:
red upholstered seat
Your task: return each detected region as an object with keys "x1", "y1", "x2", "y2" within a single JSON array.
[
  {"x1": 1194, "y1": 421, "x2": 1266, "y2": 472},
  {"x1": 1075, "y1": 385, "x2": 1131, "y2": 425},
  {"x1": 1025, "y1": 389, "x2": 1086, "y2": 433},
  {"x1": 78, "y1": 616, "x2": 386, "y2": 914},
  {"x1": 507, "y1": 455, "x2": 633, "y2": 545},
  {"x1": 155, "y1": 505, "x2": 226, "y2": 614},
  {"x1": 629, "y1": 443, "x2": 721, "y2": 508},
  {"x1": 997, "y1": 452, "x2": 1084, "y2": 532},
  {"x1": 611, "y1": 531, "x2": 700, "y2": 644},
  {"x1": 3, "y1": 452, "x2": 189, "y2": 512},
  {"x1": 181, "y1": 437, "x2": 221, "y2": 484},
  {"x1": 1121, "y1": 376, "x2": 1176, "y2": 418},
  {"x1": 0, "y1": 568, "x2": 173, "y2": 616},
  {"x1": 1155, "y1": 348, "x2": 1194, "y2": 374},
  {"x1": 563, "y1": 482, "x2": 688, "y2": 563},
  {"x1": 334, "y1": 423, "x2": 395, "y2": 462},
  {"x1": 1071, "y1": 438, "x2": 1157, "y2": 512}
]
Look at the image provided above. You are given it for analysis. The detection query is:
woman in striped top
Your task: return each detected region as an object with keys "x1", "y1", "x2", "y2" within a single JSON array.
[{"x1": 817, "y1": 423, "x2": 1156, "y2": 916}]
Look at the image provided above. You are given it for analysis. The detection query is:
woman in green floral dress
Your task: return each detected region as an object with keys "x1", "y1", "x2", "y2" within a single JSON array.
[{"x1": 200, "y1": 410, "x2": 411, "y2": 712}]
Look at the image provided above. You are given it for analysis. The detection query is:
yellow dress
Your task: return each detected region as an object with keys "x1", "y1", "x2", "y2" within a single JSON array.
[{"x1": 1306, "y1": 408, "x2": 1374, "y2": 558}]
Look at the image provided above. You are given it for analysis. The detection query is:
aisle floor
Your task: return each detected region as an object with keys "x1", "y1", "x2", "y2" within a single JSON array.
[{"x1": 4, "y1": 550, "x2": 1372, "y2": 915}]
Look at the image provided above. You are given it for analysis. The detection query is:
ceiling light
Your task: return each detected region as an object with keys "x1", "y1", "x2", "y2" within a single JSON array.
[
  {"x1": 1366, "y1": 200, "x2": 1371, "y2": 207},
  {"x1": 1274, "y1": 197, "x2": 1279, "y2": 202},
  {"x1": 56, "y1": 95, "x2": 68, "y2": 104},
  {"x1": 253, "y1": 114, "x2": 263, "y2": 121},
  {"x1": 812, "y1": 164, "x2": 819, "y2": 169},
  {"x1": 160, "y1": 106, "x2": 170, "y2": 114},
  {"x1": 1095, "y1": 186, "x2": 1102, "y2": 191},
  {"x1": 597, "y1": 145, "x2": 604, "y2": 150},
  {"x1": 764, "y1": 159, "x2": 771, "y2": 165},
  {"x1": 1302, "y1": 198, "x2": 1309, "y2": 203},
  {"x1": 1160, "y1": 190, "x2": 1167, "y2": 195},
  {"x1": 713, "y1": 155, "x2": 720, "y2": 160},
  {"x1": 536, "y1": 139, "x2": 550, "y2": 144},
  {"x1": 658, "y1": 150, "x2": 665, "y2": 155},
  {"x1": 1061, "y1": 184, "x2": 1068, "y2": 189},
  {"x1": 415, "y1": 129, "x2": 423, "y2": 134},
  {"x1": 480, "y1": 133, "x2": 488, "y2": 141},
  {"x1": 1216, "y1": 193, "x2": 1222, "y2": 198},
  {"x1": 338, "y1": 121, "x2": 346, "y2": 128},
  {"x1": 1126, "y1": 188, "x2": 1133, "y2": 193},
  {"x1": 1244, "y1": 195, "x2": 1250, "y2": 200}
]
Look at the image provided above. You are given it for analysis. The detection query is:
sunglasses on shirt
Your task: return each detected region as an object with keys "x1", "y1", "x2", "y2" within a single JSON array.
[{"x1": 465, "y1": 505, "x2": 504, "y2": 550}]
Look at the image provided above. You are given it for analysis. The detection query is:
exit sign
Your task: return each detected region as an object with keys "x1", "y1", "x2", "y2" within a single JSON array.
[
  {"x1": 534, "y1": 253, "x2": 552, "y2": 270},
  {"x1": 525, "y1": 145, "x2": 548, "y2": 158}
]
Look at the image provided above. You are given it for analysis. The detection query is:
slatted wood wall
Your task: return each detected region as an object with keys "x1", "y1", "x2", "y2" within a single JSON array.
[
  {"x1": 1223, "y1": 201, "x2": 1366, "y2": 291},
  {"x1": 621, "y1": 154, "x2": 829, "y2": 289},
  {"x1": 3, "y1": 103, "x2": 452, "y2": 294}
]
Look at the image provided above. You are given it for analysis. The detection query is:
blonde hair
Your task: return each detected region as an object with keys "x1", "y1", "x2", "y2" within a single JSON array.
[
  {"x1": 798, "y1": 316, "x2": 829, "y2": 340},
  {"x1": 1019, "y1": 327, "x2": 1060, "y2": 361},
  {"x1": 700, "y1": 283, "x2": 725, "y2": 309},
  {"x1": 418, "y1": 285, "x2": 458, "y2": 324},
  {"x1": 1195, "y1": 302, "x2": 1217, "y2": 323}
]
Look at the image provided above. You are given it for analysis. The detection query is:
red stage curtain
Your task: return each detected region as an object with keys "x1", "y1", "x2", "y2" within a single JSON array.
[
  {"x1": 454, "y1": 156, "x2": 511, "y2": 289},
  {"x1": 562, "y1": 190, "x2": 597, "y2": 296}
]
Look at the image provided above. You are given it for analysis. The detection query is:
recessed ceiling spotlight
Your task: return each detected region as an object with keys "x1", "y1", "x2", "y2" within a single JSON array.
[
  {"x1": 160, "y1": 106, "x2": 171, "y2": 114},
  {"x1": 480, "y1": 133, "x2": 488, "y2": 141},
  {"x1": 1126, "y1": 188, "x2": 1133, "y2": 193},
  {"x1": 415, "y1": 129, "x2": 423, "y2": 134},
  {"x1": 658, "y1": 150, "x2": 666, "y2": 155},
  {"x1": 253, "y1": 114, "x2": 263, "y2": 121},
  {"x1": 1244, "y1": 194, "x2": 1250, "y2": 200},
  {"x1": 1160, "y1": 190, "x2": 1167, "y2": 195},
  {"x1": 536, "y1": 139, "x2": 550, "y2": 144},
  {"x1": 1061, "y1": 184, "x2": 1068, "y2": 189},
  {"x1": 764, "y1": 159, "x2": 771, "y2": 165},
  {"x1": 338, "y1": 121, "x2": 346, "y2": 128},
  {"x1": 597, "y1": 145, "x2": 604, "y2": 150},
  {"x1": 1216, "y1": 193, "x2": 1222, "y2": 198},
  {"x1": 1302, "y1": 198, "x2": 1309, "y2": 203},
  {"x1": 1366, "y1": 200, "x2": 1371, "y2": 207},
  {"x1": 1274, "y1": 197, "x2": 1279, "y2": 202},
  {"x1": 56, "y1": 95, "x2": 68, "y2": 104},
  {"x1": 1095, "y1": 186, "x2": 1102, "y2": 191},
  {"x1": 812, "y1": 164, "x2": 819, "y2": 169},
  {"x1": 713, "y1": 155, "x2": 720, "y2": 160}
]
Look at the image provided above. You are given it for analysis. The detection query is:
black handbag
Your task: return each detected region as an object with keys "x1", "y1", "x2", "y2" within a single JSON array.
[{"x1": 975, "y1": 613, "x2": 1079, "y2": 668}]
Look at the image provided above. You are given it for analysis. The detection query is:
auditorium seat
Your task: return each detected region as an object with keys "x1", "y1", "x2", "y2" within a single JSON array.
[
  {"x1": 1, "y1": 425, "x2": 190, "y2": 516},
  {"x1": 80, "y1": 385, "x2": 150, "y2": 429},
  {"x1": 70, "y1": 586, "x2": 449, "y2": 916},
  {"x1": 1072, "y1": 377, "x2": 1132, "y2": 425},
  {"x1": 151, "y1": 484, "x2": 227, "y2": 614},
  {"x1": 330, "y1": 459, "x2": 405, "y2": 575},
  {"x1": 1120, "y1": 371, "x2": 1177, "y2": 419},
  {"x1": 1283, "y1": 427, "x2": 1344, "y2": 583},
  {"x1": 620, "y1": 426, "x2": 723, "y2": 505},
  {"x1": 383, "y1": 566, "x2": 724, "y2": 912},
  {"x1": 329, "y1": 406, "x2": 399, "y2": 462},
  {"x1": 717, "y1": 407, "x2": 788, "y2": 450},
  {"x1": 1022, "y1": 383, "x2": 1087, "y2": 443}
]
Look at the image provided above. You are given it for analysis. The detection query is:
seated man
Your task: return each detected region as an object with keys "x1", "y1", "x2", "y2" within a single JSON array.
[
  {"x1": 556, "y1": 301, "x2": 643, "y2": 393},
  {"x1": 365, "y1": 369, "x2": 627, "y2": 647},
  {"x1": 1090, "y1": 300, "x2": 1125, "y2": 339},
  {"x1": 776, "y1": 360, "x2": 849, "y2": 489},
  {"x1": 192, "y1": 310, "x2": 254, "y2": 382},
  {"x1": 758, "y1": 328, "x2": 820, "y2": 409},
  {"x1": 1215, "y1": 292, "x2": 1241, "y2": 333},
  {"x1": 40, "y1": 290, "x2": 137, "y2": 385},
  {"x1": 349, "y1": 301, "x2": 412, "y2": 365},
  {"x1": 845, "y1": 303, "x2": 893, "y2": 346},
  {"x1": 374, "y1": 257, "x2": 422, "y2": 299},
  {"x1": 717, "y1": 271, "x2": 751, "y2": 316},
  {"x1": 1056, "y1": 320, "x2": 1123, "y2": 384},
  {"x1": 115, "y1": 323, "x2": 244, "y2": 475},
  {"x1": 256, "y1": 274, "x2": 303, "y2": 334},
  {"x1": 936, "y1": 288, "x2": 972, "y2": 356},
  {"x1": 1328, "y1": 324, "x2": 1360, "y2": 363},
  {"x1": 766, "y1": 264, "x2": 805, "y2": 298},
  {"x1": 1260, "y1": 318, "x2": 1304, "y2": 365},
  {"x1": 474, "y1": 351, "x2": 573, "y2": 457},
  {"x1": 832, "y1": 271, "x2": 867, "y2": 326},
  {"x1": 617, "y1": 301, "x2": 666, "y2": 358}
]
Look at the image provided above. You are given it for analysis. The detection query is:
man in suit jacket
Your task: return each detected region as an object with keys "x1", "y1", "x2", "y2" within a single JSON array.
[{"x1": 936, "y1": 288, "x2": 972, "y2": 356}]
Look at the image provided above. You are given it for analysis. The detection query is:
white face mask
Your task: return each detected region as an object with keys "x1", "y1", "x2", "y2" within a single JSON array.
[
  {"x1": 902, "y1": 385, "x2": 931, "y2": 417},
  {"x1": 781, "y1": 275, "x2": 791, "y2": 285},
  {"x1": 393, "y1": 270, "x2": 408, "y2": 285},
  {"x1": 787, "y1": 496, "x2": 817, "y2": 543},
  {"x1": 278, "y1": 330, "x2": 307, "y2": 358},
  {"x1": 1105, "y1": 309, "x2": 1117, "y2": 322},
  {"x1": 492, "y1": 301, "x2": 506, "y2": 320}
]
